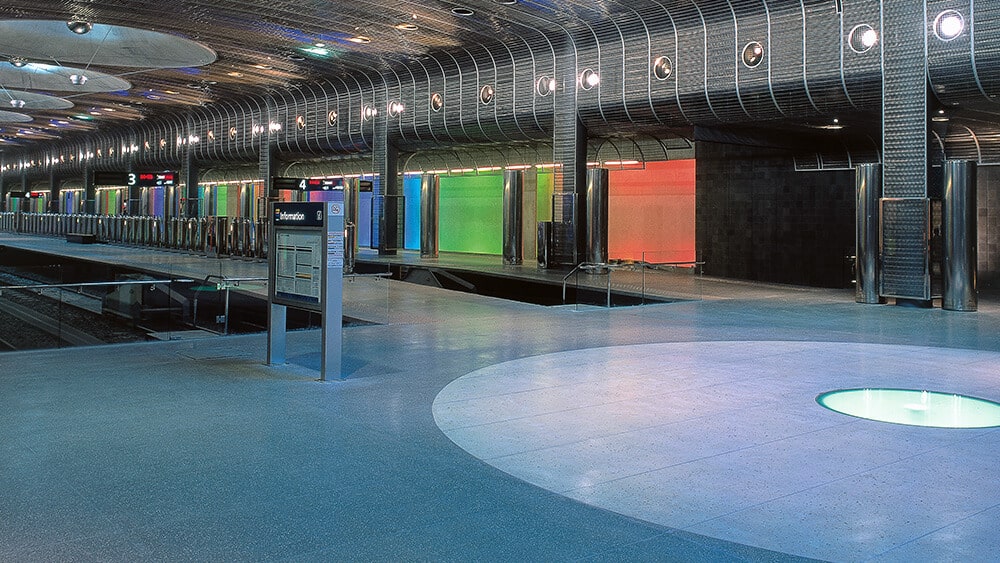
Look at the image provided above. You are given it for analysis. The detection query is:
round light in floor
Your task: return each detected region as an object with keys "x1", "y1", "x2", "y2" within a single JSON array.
[{"x1": 817, "y1": 388, "x2": 1000, "y2": 428}]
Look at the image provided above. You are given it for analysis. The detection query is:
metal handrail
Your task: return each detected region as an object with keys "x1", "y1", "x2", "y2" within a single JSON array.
[
  {"x1": 562, "y1": 262, "x2": 614, "y2": 307},
  {"x1": 0, "y1": 278, "x2": 194, "y2": 291}
]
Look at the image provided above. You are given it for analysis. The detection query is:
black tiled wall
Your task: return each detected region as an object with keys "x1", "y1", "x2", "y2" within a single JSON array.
[
  {"x1": 696, "y1": 141, "x2": 855, "y2": 287},
  {"x1": 978, "y1": 166, "x2": 1000, "y2": 289}
]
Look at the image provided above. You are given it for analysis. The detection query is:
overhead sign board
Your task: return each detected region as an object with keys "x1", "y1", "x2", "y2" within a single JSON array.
[
  {"x1": 272, "y1": 177, "x2": 344, "y2": 191},
  {"x1": 93, "y1": 171, "x2": 177, "y2": 187}
]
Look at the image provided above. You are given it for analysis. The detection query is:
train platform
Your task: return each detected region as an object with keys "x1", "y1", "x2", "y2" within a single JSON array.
[{"x1": 3, "y1": 231, "x2": 1000, "y2": 561}]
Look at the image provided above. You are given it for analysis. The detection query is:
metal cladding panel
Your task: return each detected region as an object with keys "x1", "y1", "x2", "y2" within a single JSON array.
[
  {"x1": 927, "y1": 0, "x2": 980, "y2": 104},
  {"x1": 882, "y1": 0, "x2": 928, "y2": 199},
  {"x1": 581, "y1": 19, "x2": 625, "y2": 126},
  {"x1": 673, "y1": 4, "x2": 715, "y2": 122},
  {"x1": 973, "y1": 0, "x2": 1000, "y2": 100},
  {"x1": 620, "y1": 11, "x2": 660, "y2": 125},
  {"x1": 841, "y1": 0, "x2": 883, "y2": 111},
  {"x1": 767, "y1": 4, "x2": 812, "y2": 117},
  {"x1": 702, "y1": 1, "x2": 745, "y2": 122},
  {"x1": 880, "y1": 198, "x2": 930, "y2": 300},
  {"x1": 645, "y1": 8, "x2": 684, "y2": 125},
  {"x1": 802, "y1": 0, "x2": 852, "y2": 114},
  {"x1": 734, "y1": 2, "x2": 784, "y2": 122}
]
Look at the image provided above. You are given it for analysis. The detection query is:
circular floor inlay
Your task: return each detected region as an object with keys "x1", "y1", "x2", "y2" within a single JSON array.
[
  {"x1": 433, "y1": 341, "x2": 1000, "y2": 560},
  {"x1": 817, "y1": 388, "x2": 1000, "y2": 428}
]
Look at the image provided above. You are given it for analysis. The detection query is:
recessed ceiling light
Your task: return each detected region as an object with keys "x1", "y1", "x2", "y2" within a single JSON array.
[
  {"x1": 287, "y1": 53, "x2": 306, "y2": 61},
  {"x1": 227, "y1": 71, "x2": 244, "y2": 77},
  {"x1": 395, "y1": 23, "x2": 419, "y2": 31},
  {"x1": 253, "y1": 64, "x2": 273, "y2": 70},
  {"x1": 69, "y1": 74, "x2": 88, "y2": 86},
  {"x1": 348, "y1": 36, "x2": 371, "y2": 44},
  {"x1": 314, "y1": 42, "x2": 326, "y2": 48},
  {"x1": 494, "y1": 0, "x2": 517, "y2": 4},
  {"x1": 9, "y1": 99, "x2": 25, "y2": 108},
  {"x1": 452, "y1": 7, "x2": 474, "y2": 16}
]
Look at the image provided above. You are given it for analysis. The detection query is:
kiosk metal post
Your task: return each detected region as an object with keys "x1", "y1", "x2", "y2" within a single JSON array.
[{"x1": 267, "y1": 197, "x2": 345, "y2": 380}]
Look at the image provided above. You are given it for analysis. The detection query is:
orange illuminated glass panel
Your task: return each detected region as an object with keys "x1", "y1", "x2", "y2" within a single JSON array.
[{"x1": 608, "y1": 160, "x2": 695, "y2": 263}]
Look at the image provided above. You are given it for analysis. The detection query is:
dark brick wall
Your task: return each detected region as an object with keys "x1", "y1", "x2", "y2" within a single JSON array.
[
  {"x1": 978, "y1": 166, "x2": 1000, "y2": 289},
  {"x1": 696, "y1": 141, "x2": 855, "y2": 287}
]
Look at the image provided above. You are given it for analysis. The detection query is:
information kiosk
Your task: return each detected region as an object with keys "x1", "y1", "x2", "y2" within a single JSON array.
[{"x1": 267, "y1": 197, "x2": 345, "y2": 380}]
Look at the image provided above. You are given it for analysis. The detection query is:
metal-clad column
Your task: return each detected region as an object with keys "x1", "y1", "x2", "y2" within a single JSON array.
[
  {"x1": 586, "y1": 168, "x2": 609, "y2": 265},
  {"x1": 942, "y1": 160, "x2": 977, "y2": 311},
  {"x1": 502, "y1": 170, "x2": 523, "y2": 265},
  {"x1": 83, "y1": 165, "x2": 95, "y2": 214},
  {"x1": 183, "y1": 141, "x2": 201, "y2": 218},
  {"x1": 879, "y1": 0, "x2": 930, "y2": 301},
  {"x1": 420, "y1": 174, "x2": 439, "y2": 258},
  {"x1": 552, "y1": 37, "x2": 588, "y2": 267},
  {"x1": 856, "y1": 163, "x2": 882, "y2": 304},
  {"x1": 344, "y1": 178, "x2": 359, "y2": 274}
]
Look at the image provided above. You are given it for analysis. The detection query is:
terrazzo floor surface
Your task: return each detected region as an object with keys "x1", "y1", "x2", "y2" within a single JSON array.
[{"x1": 2, "y1": 235, "x2": 1000, "y2": 561}]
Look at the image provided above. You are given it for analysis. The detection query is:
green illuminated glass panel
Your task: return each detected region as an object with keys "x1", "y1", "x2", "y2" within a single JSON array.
[
  {"x1": 537, "y1": 172, "x2": 554, "y2": 221},
  {"x1": 439, "y1": 175, "x2": 503, "y2": 255},
  {"x1": 216, "y1": 184, "x2": 229, "y2": 217}
]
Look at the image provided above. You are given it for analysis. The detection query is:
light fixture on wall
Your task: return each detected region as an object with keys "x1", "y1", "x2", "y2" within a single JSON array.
[
  {"x1": 430, "y1": 92, "x2": 444, "y2": 112},
  {"x1": 653, "y1": 56, "x2": 673, "y2": 80},
  {"x1": 328, "y1": 110, "x2": 338, "y2": 125},
  {"x1": 580, "y1": 68, "x2": 600, "y2": 90},
  {"x1": 66, "y1": 20, "x2": 93, "y2": 35},
  {"x1": 848, "y1": 24, "x2": 878, "y2": 53},
  {"x1": 742, "y1": 41, "x2": 765, "y2": 67},
  {"x1": 9, "y1": 57, "x2": 27, "y2": 67},
  {"x1": 479, "y1": 84, "x2": 495, "y2": 104},
  {"x1": 387, "y1": 101, "x2": 405, "y2": 117},
  {"x1": 934, "y1": 10, "x2": 965, "y2": 41},
  {"x1": 536, "y1": 76, "x2": 555, "y2": 96}
]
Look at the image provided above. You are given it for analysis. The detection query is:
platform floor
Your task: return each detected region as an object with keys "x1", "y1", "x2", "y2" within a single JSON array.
[{"x1": 2, "y1": 233, "x2": 1000, "y2": 561}]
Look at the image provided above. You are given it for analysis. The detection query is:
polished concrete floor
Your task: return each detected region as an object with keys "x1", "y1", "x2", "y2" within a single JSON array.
[{"x1": 2, "y1": 234, "x2": 1000, "y2": 561}]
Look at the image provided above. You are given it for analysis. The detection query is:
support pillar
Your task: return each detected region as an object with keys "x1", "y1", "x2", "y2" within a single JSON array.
[
  {"x1": 183, "y1": 147, "x2": 200, "y2": 218},
  {"x1": 83, "y1": 166, "x2": 95, "y2": 214},
  {"x1": 855, "y1": 163, "x2": 882, "y2": 304},
  {"x1": 374, "y1": 103, "x2": 400, "y2": 255},
  {"x1": 585, "y1": 168, "x2": 609, "y2": 265},
  {"x1": 344, "y1": 178, "x2": 360, "y2": 273},
  {"x1": 420, "y1": 174, "x2": 439, "y2": 258},
  {"x1": 502, "y1": 169, "x2": 524, "y2": 265},
  {"x1": 49, "y1": 170, "x2": 60, "y2": 213},
  {"x1": 942, "y1": 160, "x2": 977, "y2": 311},
  {"x1": 879, "y1": 0, "x2": 930, "y2": 302},
  {"x1": 551, "y1": 41, "x2": 588, "y2": 267}
]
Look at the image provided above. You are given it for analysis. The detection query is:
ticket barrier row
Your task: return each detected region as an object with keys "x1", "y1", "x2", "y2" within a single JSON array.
[{"x1": 0, "y1": 212, "x2": 269, "y2": 259}]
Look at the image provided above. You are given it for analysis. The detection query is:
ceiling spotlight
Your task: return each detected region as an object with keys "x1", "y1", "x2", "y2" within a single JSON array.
[
  {"x1": 67, "y1": 20, "x2": 93, "y2": 35},
  {"x1": 9, "y1": 99, "x2": 26, "y2": 108},
  {"x1": 10, "y1": 57, "x2": 27, "y2": 68},
  {"x1": 70, "y1": 74, "x2": 88, "y2": 86}
]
